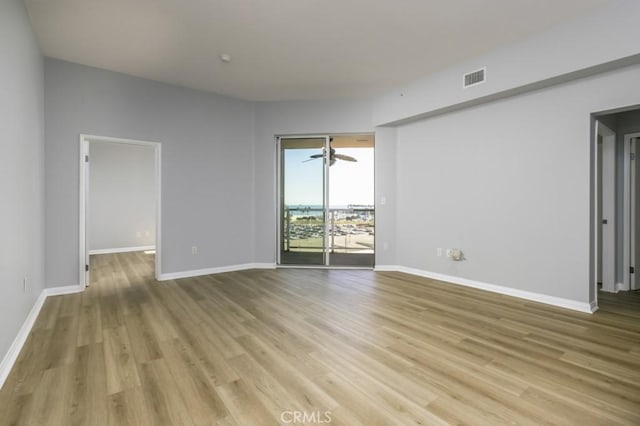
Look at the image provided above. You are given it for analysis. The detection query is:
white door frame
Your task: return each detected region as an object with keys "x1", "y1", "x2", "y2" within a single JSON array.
[
  {"x1": 595, "y1": 121, "x2": 616, "y2": 294},
  {"x1": 624, "y1": 132, "x2": 640, "y2": 291},
  {"x1": 79, "y1": 134, "x2": 162, "y2": 287}
]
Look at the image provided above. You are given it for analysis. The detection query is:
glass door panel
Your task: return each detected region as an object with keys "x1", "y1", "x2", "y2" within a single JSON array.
[
  {"x1": 280, "y1": 137, "x2": 327, "y2": 265},
  {"x1": 327, "y1": 135, "x2": 375, "y2": 267}
]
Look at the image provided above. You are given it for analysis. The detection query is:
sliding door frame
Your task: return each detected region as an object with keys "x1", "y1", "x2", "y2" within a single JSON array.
[
  {"x1": 276, "y1": 135, "x2": 331, "y2": 266},
  {"x1": 276, "y1": 133, "x2": 376, "y2": 268}
]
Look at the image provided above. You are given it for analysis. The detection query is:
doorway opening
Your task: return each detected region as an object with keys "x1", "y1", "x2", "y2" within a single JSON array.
[
  {"x1": 79, "y1": 134, "x2": 162, "y2": 286},
  {"x1": 592, "y1": 106, "x2": 640, "y2": 309},
  {"x1": 277, "y1": 134, "x2": 375, "y2": 267}
]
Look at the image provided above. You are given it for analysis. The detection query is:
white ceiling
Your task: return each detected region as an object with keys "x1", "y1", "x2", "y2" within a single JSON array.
[{"x1": 25, "y1": 0, "x2": 614, "y2": 102}]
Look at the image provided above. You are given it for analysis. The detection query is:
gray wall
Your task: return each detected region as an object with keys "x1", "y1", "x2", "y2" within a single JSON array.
[
  {"x1": 395, "y1": 63, "x2": 640, "y2": 304},
  {"x1": 45, "y1": 59, "x2": 255, "y2": 285},
  {"x1": 252, "y1": 99, "x2": 378, "y2": 264},
  {"x1": 373, "y1": 127, "x2": 398, "y2": 266},
  {"x1": 89, "y1": 141, "x2": 156, "y2": 251},
  {"x1": 0, "y1": 0, "x2": 45, "y2": 363}
]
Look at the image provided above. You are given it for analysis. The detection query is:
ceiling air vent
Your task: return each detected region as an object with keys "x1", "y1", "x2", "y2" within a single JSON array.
[{"x1": 463, "y1": 68, "x2": 486, "y2": 88}]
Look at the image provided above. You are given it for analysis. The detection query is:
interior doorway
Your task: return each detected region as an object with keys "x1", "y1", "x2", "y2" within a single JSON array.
[
  {"x1": 592, "y1": 106, "x2": 640, "y2": 303},
  {"x1": 79, "y1": 134, "x2": 162, "y2": 286},
  {"x1": 277, "y1": 134, "x2": 375, "y2": 267}
]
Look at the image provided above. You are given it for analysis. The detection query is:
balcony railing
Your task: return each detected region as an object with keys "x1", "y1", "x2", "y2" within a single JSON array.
[{"x1": 283, "y1": 207, "x2": 374, "y2": 254}]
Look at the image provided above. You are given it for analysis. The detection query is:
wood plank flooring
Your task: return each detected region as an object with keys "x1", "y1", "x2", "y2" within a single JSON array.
[{"x1": 1, "y1": 251, "x2": 640, "y2": 425}]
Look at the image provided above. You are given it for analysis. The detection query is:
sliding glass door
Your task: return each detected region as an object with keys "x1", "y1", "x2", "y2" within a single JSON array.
[
  {"x1": 278, "y1": 135, "x2": 375, "y2": 267},
  {"x1": 326, "y1": 136, "x2": 375, "y2": 267},
  {"x1": 279, "y1": 137, "x2": 328, "y2": 265}
]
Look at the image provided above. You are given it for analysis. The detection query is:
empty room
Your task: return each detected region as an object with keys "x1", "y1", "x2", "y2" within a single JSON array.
[{"x1": 1, "y1": 0, "x2": 640, "y2": 424}]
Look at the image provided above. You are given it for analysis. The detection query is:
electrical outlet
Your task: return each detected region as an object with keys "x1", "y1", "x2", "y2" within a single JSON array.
[
  {"x1": 145, "y1": 230, "x2": 150, "y2": 237},
  {"x1": 383, "y1": 242, "x2": 389, "y2": 250},
  {"x1": 437, "y1": 248, "x2": 442, "y2": 257},
  {"x1": 446, "y1": 249, "x2": 464, "y2": 261},
  {"x1": 191, "y1": 246, "x2": 198, "y2": 255},
  {"x1": 136, "y1": 231, "x2": 142, "y2": 238}
]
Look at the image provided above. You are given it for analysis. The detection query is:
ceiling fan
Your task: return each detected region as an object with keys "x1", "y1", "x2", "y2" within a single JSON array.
[{"x1": 303, "y1": 139, "x2": 357, "y2": 166}]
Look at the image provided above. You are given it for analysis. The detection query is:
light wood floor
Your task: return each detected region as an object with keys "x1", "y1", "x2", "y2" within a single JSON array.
[{"x1": 1, "y1": 252, "x2": 640, "y2": 425}]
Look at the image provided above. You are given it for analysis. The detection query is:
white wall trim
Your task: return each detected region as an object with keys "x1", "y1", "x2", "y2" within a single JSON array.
[
  {"x1": 251, "y1": 263, "x2": 278, "y2": 269},
  {"x1": 0, "y1": 292, "x2": 46, "y2": 390},
  {"x1": 616, "y1": 281, "x2": 629, "y2": 292},
  {"x1": 373, "y1": 264, "x2": 399, "y2": 272},
  {"x1": 0, "y1": 284, "x2": 84, "y2": 390},
  {"x1": 158, "y1": 263, "x2": 277, "y2": 281},
  {"x1": 374, "y1": 265, "x2": 595, "y2": 314},
  {"x1": 43, "y1": 285, "x2": 85, "y2": 297},
  {"x1": 89, "y1": 245, "x2": 155, "y2": 255}
]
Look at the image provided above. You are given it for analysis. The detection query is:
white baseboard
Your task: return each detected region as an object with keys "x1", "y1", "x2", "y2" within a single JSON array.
[
  {"x1": 158, "y1": 262, "x2": 277, "y2": 281},
  {"x1": 0, "y1": 283, "x2": 85, "y2": 390},
  {"x1": 374, "y1": 265, "x2": 595, "y2": 314},
  {"x1": 89, "y1": 245, "x2": 155, "y2": 255},
  {"x1": 615, "y1": 282, "x2": 629, "y2": 292},
  {"x1": 44, "y1": 284, "x2": 85, "y2": 297},
  {"x1": 0, "y1": 292, "x2": 46, "y2": 390},
  {"x1": 373, "y1": 264, "x2": 399, "y2": 272},
  {"x1": 251, "y1": 263, "x2": 278, "y2": 270}
]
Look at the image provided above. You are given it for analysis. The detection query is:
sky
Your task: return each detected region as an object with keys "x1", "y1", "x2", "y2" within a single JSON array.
[{"x1": 284, "y1": 147, "x2": 374, "y2": 207}]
